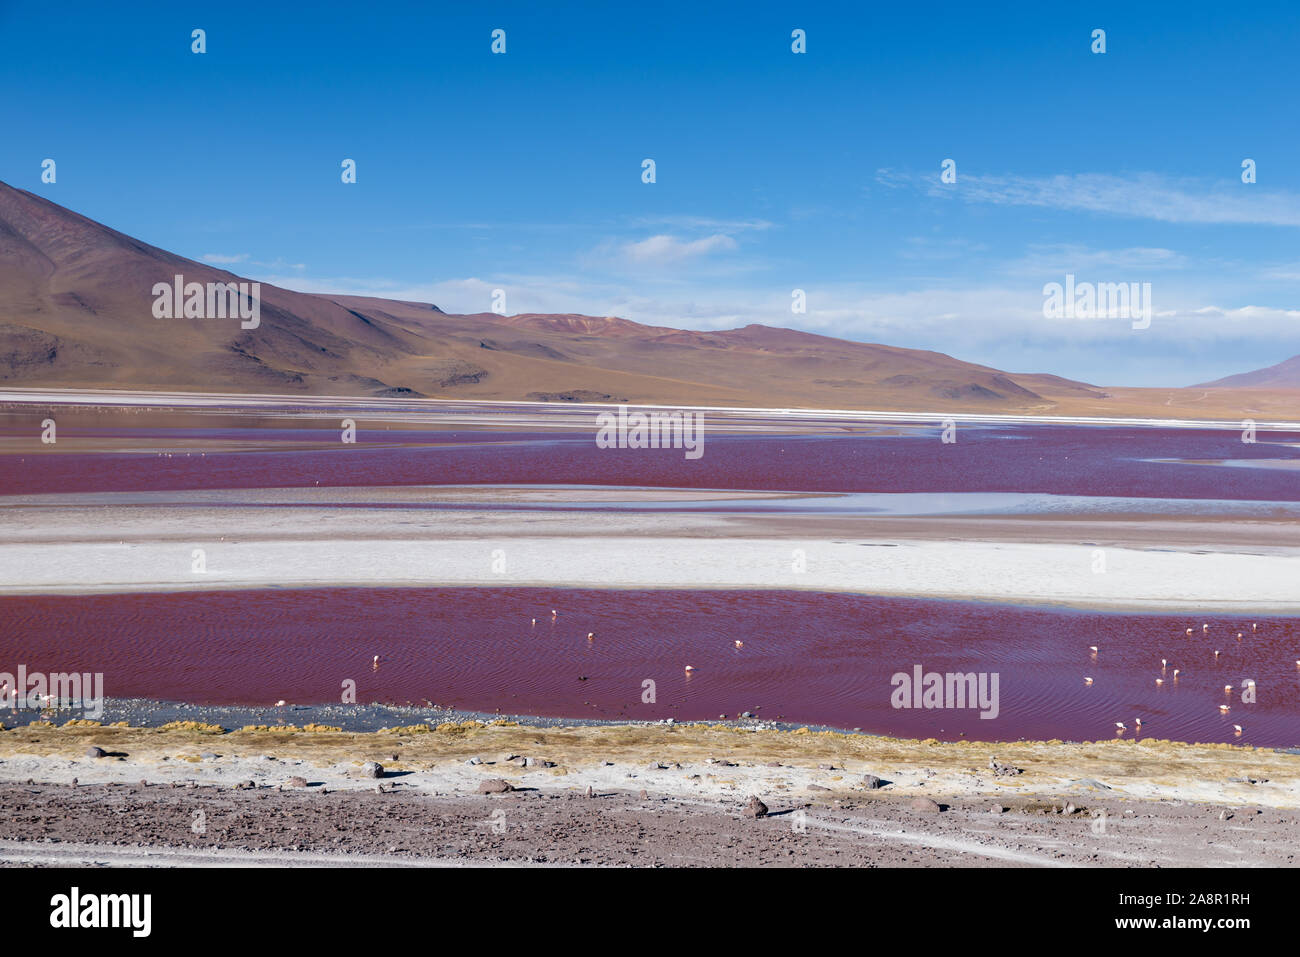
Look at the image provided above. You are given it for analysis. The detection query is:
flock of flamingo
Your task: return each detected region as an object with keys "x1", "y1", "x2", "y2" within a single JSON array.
[
  {"x1": 1087, "y1": 621, "x2": 1283, "y2": 740},
  {"x1": 525, "y1": 608, "x2": 711, "y2": 674}
]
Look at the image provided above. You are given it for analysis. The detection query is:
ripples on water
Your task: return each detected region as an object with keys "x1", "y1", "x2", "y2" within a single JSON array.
[
  {"x1": 2, "y1": 425, "x2": 1300, "y2": 500},
  {"x1": 3, "y1": 588, "x2": 1297, "y2": 746}
]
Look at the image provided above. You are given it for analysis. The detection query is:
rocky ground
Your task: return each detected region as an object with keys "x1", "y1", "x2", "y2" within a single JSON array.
[{"x1": 0, "y1": 718, "x2": 1297, "y2": 867}]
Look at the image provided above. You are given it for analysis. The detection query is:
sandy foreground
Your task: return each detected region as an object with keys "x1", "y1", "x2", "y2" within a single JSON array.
[
  {"x1": 0, "y1": 489, "x2": 1297, "y2": 609},
  {"x1": 0, "y1": 721, "x2": 1297, "y2": 867}
]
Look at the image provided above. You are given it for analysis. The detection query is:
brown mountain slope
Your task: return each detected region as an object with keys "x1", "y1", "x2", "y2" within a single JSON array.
[
  {"x1": 3, "y1": 181, "x2": 1296, "y2": 418},
  {"x1": 1196, "y1": 355, "x2": 1300, "y2": 390}
]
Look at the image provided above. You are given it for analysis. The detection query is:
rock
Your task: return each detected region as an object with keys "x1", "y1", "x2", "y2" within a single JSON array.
[
  {"x1": 478, "y1": 778, "x2": 513, "y2": 794},
  {"x1": 910, "y1": 797, "x2": 943, "y2": 813},
  {"x1": 85, "y1": 746, "x2": 106, "y2": 759},
  {"x1": 286, "y1": 776, "x2": 308, "y2": 788},
  {"x1": 647, "y1": 761, "x2": 665, "y2": 770},
  {"x1": 584, "y1": 786, "x2": 594, "y2": 799},
  {"x1": 807, "y1": 783, "x2": 830, "y2": 791},
  {"x1": 359, "y1": 761, "x2": 384, "y2": 779},
  {"x1": 988, "y1": 757, "x2": 1023, "y2": 777},
  {"x1": 638, "y1": 789, "x2": 648, "y2": 800},
  {"x1": 741, "y1": 711, "x2": 754, "y2": 718},
  {"x1": 524, "y1": 757, "x2": 555, "y2": 768},
  {"x1": 467, "y1": 756, "x2": 483, "y2": 765},
  {"x1": 862, "y1": 774, "x2": 884, "y2": 789},
  {"x1": 744, "y1": 796, "x2": 769, "y2": 818},
  {"x1": 1219, "y1": 810, "x2": 1233, "y2": 821},
  {"x1": 989, "y1": 804, "x2": 1006, "y2": 814},
  {"x1": 1065, "y1": 803, "x2": 1077, "y2": 815},
  {"x1": 817, "y1": 763, "x2": 835, "y2": 770},
  {"x1": 200, "y1": 752, "x2": 218, "y2": 760}
]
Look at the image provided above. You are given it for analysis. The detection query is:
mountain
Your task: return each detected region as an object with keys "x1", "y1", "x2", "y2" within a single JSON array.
[
  {"x1": 1196, "y1": 355, "x2": 1300, "y2": 390},
  {"x1": 2, "y1": 180, "x2": 1293, "y2": 419}
]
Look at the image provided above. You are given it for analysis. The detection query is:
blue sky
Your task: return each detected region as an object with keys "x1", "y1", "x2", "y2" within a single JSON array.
[{"x1": 2, "y1": 0, "x2": 1297, "y2": 386}]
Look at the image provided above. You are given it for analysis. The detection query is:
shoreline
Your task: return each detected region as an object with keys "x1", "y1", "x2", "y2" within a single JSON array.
[
  {"x1": 1, "y1": 716, "x2": 1297, "y2": 866},
  {"x1": 5, "y1": 387, "x2": 1300, "y2": 430}
]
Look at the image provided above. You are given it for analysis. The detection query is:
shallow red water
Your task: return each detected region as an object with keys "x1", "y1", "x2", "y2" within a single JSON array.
[
  {"x1": 2, "y1": 424, "x2": 1299, "y2": 499},
  {"x1": 3, "y1": 588, "x2": 1297, "y2": 746}
]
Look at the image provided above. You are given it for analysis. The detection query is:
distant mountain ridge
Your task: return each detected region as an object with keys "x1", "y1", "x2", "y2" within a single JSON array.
[
  {"x1": 1196, "y1": 354, "x2": 1300, "y2": 390},
  {"x1": 0, "y1": 180, "x2": 1294, "y2": 417}
]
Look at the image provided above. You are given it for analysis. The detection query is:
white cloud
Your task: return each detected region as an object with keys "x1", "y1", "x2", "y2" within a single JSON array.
[
  {"x1": 620, "y1": 233, "x2": 739, "y2": 265},
  {"x1": 631, "y1": 215, "x2": 773, "y2": 232},
  {"x1": 878, "y1": 169, "x2": 1300, "y2": 227},
  {"x1": 1004, "y1": 244, "x2": 1188, "y2": 275}
]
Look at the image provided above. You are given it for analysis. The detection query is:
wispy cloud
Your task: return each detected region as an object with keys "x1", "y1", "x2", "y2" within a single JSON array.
[
  {"x1": 1004, "y1": 244, "x2": 1188, "y2": 275},
  {"x1": 620, "y1": 233, "x2": 738, "y2": 265},
  {"x1": 203, "y1": 253, "x2": 305, "y2": 271},
  {"x1": 631, "y1": 215, "x2": 774, "y2": 232},
  {"x1": 878, "y1": 169, "x2": 1300, "y2": 227}
]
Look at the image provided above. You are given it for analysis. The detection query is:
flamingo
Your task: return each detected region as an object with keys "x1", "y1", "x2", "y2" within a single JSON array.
[
  {"x1": 1084, "y1": 677, "x2": 1094, "y2": 685},
  {"x1": 734, "y1": 640, "x2": 743, "y2": 648},
  {"x1": 1185, "y1": 628, "x2": 1194, "y2": 636},
  {"x1": 1115, "y1": 721, "x2": 1126, "y2": 732},
  {"x1": 1233, "y1": 725, "x2": 1243, "y2": 736},
  {"x1": 1089, "y1": 645, "x2": 1098, "y2": 653},
  {"x1": 684, "y1": 665, "x2": 696, "y2": 673},
  {"x1": 1155, "y1": 678, "x2": 1164, "y2": 686},
  {"x1": 587, "y1": 632, "x2": 595, "y2": 641},
  {"x1": 1219, "y1": 704, "x2": 1231, "y2": 713},
  {"x1": 1173, "y1": 669, "x2": 1180, "y2": 678}
]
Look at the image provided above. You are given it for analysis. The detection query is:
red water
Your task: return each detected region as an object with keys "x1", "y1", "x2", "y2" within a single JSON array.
[
  {"x1": 3, "y1": 587, "x2": 1297, "y2": 746},
  {"x1": 2, "y1": 424, "x2": 1299, "y2": 499}
]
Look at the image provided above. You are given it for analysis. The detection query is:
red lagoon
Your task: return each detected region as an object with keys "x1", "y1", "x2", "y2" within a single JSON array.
[{"x1": 2, "y1": 587, "x2": 1297, "y2": 746}]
